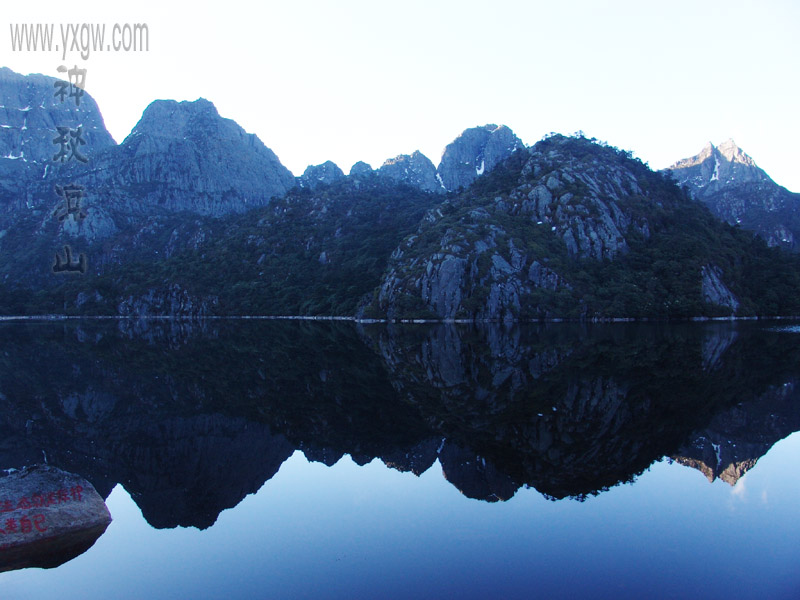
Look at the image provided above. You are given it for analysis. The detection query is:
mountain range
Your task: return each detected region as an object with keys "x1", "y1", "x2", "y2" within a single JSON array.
[{"x1": 1, "y1": 66, "x2": 799, "y2": 319}]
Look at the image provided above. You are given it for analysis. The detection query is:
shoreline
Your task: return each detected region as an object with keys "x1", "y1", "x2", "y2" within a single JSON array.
[{"x1": 0, "y1": 314, "x2": 799, "y2": 324}]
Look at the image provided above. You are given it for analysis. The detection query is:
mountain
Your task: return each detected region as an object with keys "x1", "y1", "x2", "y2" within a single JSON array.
[
  {"x1": 377, "y1": 150, "x2": 443, "y2": 193},
  {"x1": 373, "y1": 124, "x2": 524, "y2": 194},
  {"x1": 668, "y1": 140, "x2": 800, "y2": 250},
  {"x1": 669, "y1": 140, "x2": 767, "y2": 188},
  {"x1": 87, "y1": 98, "x2": 296, "y2": 216},
  {"x1": 436, "y1": 124, "x2": 523, "y2": 192},
  {"x1": 369, "y1": 134, "x2": 800, "y2": 321},
  {"x1": 35, "y1": 176, "x2": 439, "y2": 317},
  {"x1": 3, "y1": 68, "x2": 800, "y2": 320},
  {"x1": 7, "y1": 132, "x2": 800, "y2": 320},
  {"x1": 0, "y1": 69, "x2": 294, "y2": 217},
  {"x1": 0, "y1": 70, "x2": 296, "y2": 290}
]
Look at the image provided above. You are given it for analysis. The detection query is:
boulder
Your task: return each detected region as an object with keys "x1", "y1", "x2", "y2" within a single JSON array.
[{"x1": 0, "y1": 465, "x2": 111, "y2": 572}]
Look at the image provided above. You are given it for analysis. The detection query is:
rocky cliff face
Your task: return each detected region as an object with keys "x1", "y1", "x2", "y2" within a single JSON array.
[
  {"x1": 377, "y1": 150, "x2": 444, "y2": 193},
  {"x1": 87, "y1": 98, "x2": 295, "y2": 216},
  {"x1": 371, "y1": 136, "x2": 685, "y2": 320},
  {"x1": 0, "y1": 70, "x2": 298, "y2": 289},
  {"x1": 116, "y1": 284, "x2": 219, "y2": 318},
  {"x1": 0, "y1": 66, "x2": 115, "y2": 177},
  {"x1": 0, "y1": 67, "x2": 115, "y2": 243},
  {"x1": 701, "y1": 265, "x2": 739, "y2": 312},
  {"x1": 437, "y1": 124, "x2": 523, "y2": 192},
  {"x1": 668, "y1": 140, "x2": 800, "y2": 250},
  {"x1": 0, "y1": 75, "x2": 296, "y2": 219},
  {"x1": 669, "y1": 140, "x2": 768, "y2": 190}
]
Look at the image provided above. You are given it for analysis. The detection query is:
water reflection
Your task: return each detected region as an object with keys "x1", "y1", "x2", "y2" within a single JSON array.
[{"x1": 0, "y1": 319, "x2": 798, "y2": 530}]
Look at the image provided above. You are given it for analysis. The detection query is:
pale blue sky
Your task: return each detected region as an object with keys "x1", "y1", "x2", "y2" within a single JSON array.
[{"x1": 4, "y1": 0, "x2": 799, "y2": 190}]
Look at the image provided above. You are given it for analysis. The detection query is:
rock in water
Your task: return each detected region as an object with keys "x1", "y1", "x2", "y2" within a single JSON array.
[{"x1": 0, "y1": 465, "x2": 111, "y2": 572}]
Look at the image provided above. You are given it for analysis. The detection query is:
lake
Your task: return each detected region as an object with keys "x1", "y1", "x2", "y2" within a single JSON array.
[{"x1": 0, "y1": 319, "x2": 798, "y2": 599}]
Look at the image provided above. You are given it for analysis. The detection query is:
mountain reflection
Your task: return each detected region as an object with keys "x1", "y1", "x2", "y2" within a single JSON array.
[{"x1": 0, "y1": 319, "x2": 798, "y2": 529}]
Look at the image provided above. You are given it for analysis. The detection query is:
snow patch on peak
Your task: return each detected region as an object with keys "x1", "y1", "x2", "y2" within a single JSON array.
[
  {"x1": 710, "y1": 157, "x2": 720, "y2": 182},
  {"x1": 475, "y1": 159, "x2": 485, "y2": 176},
  {"x1": 712, "y1": 442, "x2": 722, "y2": 468}
]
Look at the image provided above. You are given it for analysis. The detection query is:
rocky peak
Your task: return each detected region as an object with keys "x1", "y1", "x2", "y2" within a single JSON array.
[
  {"x1": 0, "y1": 67, "x2": 115, "y2": 176},
  {"x1": 377, "y1": 150, "x2": 443, "y2": 194},
  {"x1": 697, "y1": 142, "x2": 715, "y2": 164},
  {"x1": 299, "y1": 160, "x2": 345, "y2": 189},
  {"x1": 100, "y1": 97, "x2": 296, "y2": 216},
  {"x1": 667, "y1": 140, "x2": 771, "y2": 194},
  {"x1": 437, "y1": 124, "x2": 523, "y2": 191},
  {"x1": 665, "y1": 139, "x2": 800, "y2": 250},
  {"x1": 123, "y1": 98, "x2": 268, "y2": 158},
  {"x1": 371, "y1": 135, "x2": 673, "y2": 321},
  {"x1": 717, "y1": 138, "x2": 757, "y2": 167},
  {"x1": 349, "y1": 161, "x2": 374, "y2": 178},
  {"x1": 127, "y1": 97, "x2": 219, "y2": 140}
]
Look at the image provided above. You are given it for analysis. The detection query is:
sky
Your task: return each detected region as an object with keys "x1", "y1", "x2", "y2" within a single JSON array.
[{"x1": 3, "y1": 0, "x2": 799, "y2": 191}]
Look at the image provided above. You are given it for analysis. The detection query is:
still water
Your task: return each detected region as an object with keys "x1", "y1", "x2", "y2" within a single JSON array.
[{"x1": 0, "y1": 319, "x2": 798, "y2": 599}]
